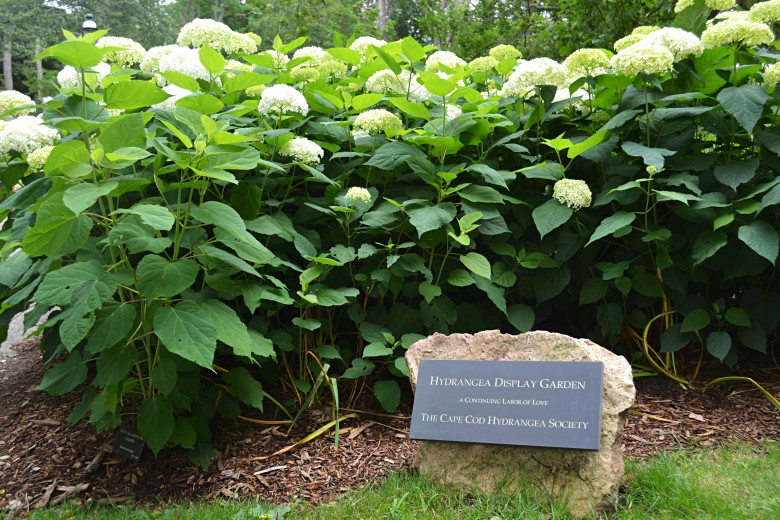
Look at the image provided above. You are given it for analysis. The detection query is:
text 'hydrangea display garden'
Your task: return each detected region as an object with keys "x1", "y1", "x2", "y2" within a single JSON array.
[{"x1": 1, "y1": 0, "x2": 779, "y2": 464}]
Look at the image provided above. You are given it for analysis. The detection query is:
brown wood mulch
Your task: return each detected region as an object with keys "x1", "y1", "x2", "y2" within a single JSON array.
[{"x1": 1, "y1": 338, "x2": 778, "y2": 517}]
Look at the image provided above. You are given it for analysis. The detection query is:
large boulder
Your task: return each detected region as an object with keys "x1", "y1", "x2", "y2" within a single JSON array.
[{"x1": 405, "y1": 330, "x2": 635, "y2": 518}]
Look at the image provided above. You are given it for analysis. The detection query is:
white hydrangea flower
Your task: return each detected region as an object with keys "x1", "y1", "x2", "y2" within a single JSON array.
[
  {"x1": 365, "y1": 69, "x2": 412, "y2": 95},
  {"x1": 226, "y1": 60, "x2": 253, "y2": 73},
  {"x1": 264, "y1": 50, "x2": 290, "y2": 69},
  {"x1": 279, "y1": 137, "x2": 324, "y2": 165},
  {"x1": 468, "y1": 56, "x2": 499, "y2": 72},
  {"x1": 552, "y1": 179, "x2": 592, "y2": 210},
  {"x1": 158, "y1": 46, "x2": 211, "y2": 82},
  {"x1": 489, "y1": 44, "x2": 522, "y2": 62},
  {"x1": 763, "y1": 62, "x2": 780, "y2": 88},
  {"x1": 290, "y1": 66, "x2": 320, "y2": 84},
  {"x1": 345, "y1": 186, "x2": 372, "y2": 204},
  {"x1": 644, "y1": 27, "x2": 703, "y2": 62},
  {"x1": 0, "y1": 116, "x2": 59, "y2": 156},
  {"x1": 97, "y1": 36, "x2": 146, "y2": 67},
  {"x1": 258, "y1": 84, "x2": 308, "y2": 116},
  {"x1": 293, "y1": 46, "x2": 330, "y2": 64},
  {"x1": 0, "y1": 90, "x2": 35, "y2": 119},
  {"x1": 26, "y1": 145, "x2": 54, "y2": 171},
  {"x1": 152, "y1": 84, "x2": 192, "y2": 111},
  {"x1": 57, "y1": 62, "x2": 111, "y2": 90},
  {"x1": 426, "y1": 50, "x2": 466, "y2": 72},
  {"x1": 226, "y1": 32, "x2": 258, "y2": 54},
  {"x1": 499, "y1": 58, "x2": 567, "y2": 98},
  {"x1": 318, "y1": 60, "x2": 348, "y2": 80},
  {"x1": 701, "y1": 19, "x2": 775, "y2": 48},
  {"x1": 177, "y1": 18, "x2": 254, "y2": 54},
  {"x1": 614, "y1": 34, "x2": 646, "y2": 52},
  {"x1": 349, "y1": 36, "x2": 387, "y2": 56},
  {"x1": 562, "y1": 49, "x2": 610, "y2": 81},
  {"x1": 610, "y1": 42, "x2": 674, "y2": 77},
  {"x1": 675, "y1": 0, "x2": 735, "y2": 11},
  {"x1": 352, "y1": 109, "x2": 403, "y2": 139},
  {"x1": 140, "y1": 45, "x2": 178, "y2": 74},
  {"x1": 442, "y1": 104, "x2": 462, "y2": 120},
  {"x1": 750, "y1": 0, "x2": 780, "y2": 23}
]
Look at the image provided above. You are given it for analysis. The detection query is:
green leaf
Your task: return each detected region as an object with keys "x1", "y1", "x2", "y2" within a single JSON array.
[
  {"x1": 114, "y1": 204, "x2": 175, "y2": 231},
  {"x1": 579, "y1": 278, "x2": 607, "y2": 305},
  {"x1": 59, "y1": 310, "x2": 96, "y2": 351},
  {"x1": 418, "y1": 71, "x2": 455, "y2": 96},
  {"x1": 191, "y1": 200, "x2": 246, "y2": 231},
  {"x1": 199, "y1": 244, "x2": 260, "y2": 276},
  {"x1": 681, "y1": 309, "x2": 711, "y2": 333},
  {"x1": 176, "y1": 94, "x2": 224, "y2": 115},
  {"x1": 154, "y1": 301, "x2": 216, "y2": 370},
  {"x1": 373, "y1": 380, "x2": 401, "y2": 412},
  {"x1": 203, "y1": 300, "x2": 253, "y2": 358},
  {"x1": 63, "y1": 182, "x2": 118, "y2": 215},
  {"x1": 466, "y1": 163, "x2": 507, "y2": 189},
  {"x1": 104, "y1": 81, "x2": 169, "y2": 110},
  {"x1": 738, "y1": 323, "x2": 767, "y2": 353},
  {"x1": 459, "y1": 185, "x2": 503, "y2": 204},
  {"x1": 363, "y1": 343, "x2": 393, "y2": 357},
  {"x1": 406, "y1": 203, "x2": 457, "y2": 236},
  {"x1": 341, "y1": 358, "x2": 375, "y2": 379},
  {"x1": 692, "y1": 232, "x2": 727, "y2": 266},
  {"x1": 706, "y1": 331, "x2": 732, "y2": 362},
  {"x1": 136, "y1": 256, "x2": 199, "y2": 299},
  {"x1": 567, "y1": 131, "x2": 609, "y2": 159},
  {"x1": 99, "y1": 113, "x2": 146, "y2": 153},
  {"x1": 725, "y1": 308, "x2": 751, "y2": 328},
  {"x1": 532, "y1": 199, "x2": 573, "y2": 239},
  {"x1": 507, "y1": 304, "x2": 534, "y2": 332},
  {"x1": 460, "y1": 252, "x2": 492, "y2": 279},
  {"x1": 621, "y1": 142, "x2": 676, "y2": 170},
  {"x1": 108, "y1": 216, "x2": 172, "y2": 254},
  {"x1": 292, "y1": 317, "x2": 321, "y2": 331},
  {"x1": 447, "y1": 269, "x2": 474, "y2": 287},
  {"x1": 351, "y1": 93, "x2": 384, "y2": 111},
  {"x1": 160, "y1": 71, "x2": 200, "y2": 92},
  {"x1": 599, "y1": 109, "x2": 641, "y2": 131},
  {"x1": 137, "y1": 396, "x2": 175, "y2": 454},
  {"x1": 586, "y1": 212, "x2": 636, "y2": 246},
  {"x1": 95, "y1": 345, "x2": 139, "y2": 386},
  {"x1": 169, "y1": 417, "x2": 197, "y2": 449},
  {"x1": 151, "y1": 358, "x2": 178, "y2": 396},
  {"x1": 223, "y1": 72, "x2": 274, "y2": 94},
  {"x1": 224, "y1": 367, "x2": 264, "y2": 412},
  {"x1": 714, "y1": 159, "x2": 759, "y2": 191},
  {"x1": 388, "y1": 97, "x2": 430, "y2": 120},
  {"x1": 45, "y1": 141, "x2": 91, "y2": 178},
  {"x1": 660, "y1": 324, "x2": 689, "y2": 353},
  {"x1": 519, "y1": 162, "x2": 564, "y2": 181},
  {"x1": 189, "y1": 443, "x2": 216, "y2": 469},
  {"x1": 314, "y1": 287, "x2": 359, "y2": 306},
  {"x1": 419, "y1": 281, "x2": 442, "y2": 303},
  {"x1": 199, "y1": 45, "x2": 226, "y2": 74},
  {"x1": 37, "y1": 351, "x2": 87, "y2": 395},
  {"x1": 34, "y1": 261, "x2": 116, "y2": 308},
  {"x1": 738, "y1": 221, "x2": 778, "y2": 265},
  {"x1": 36, "y1": 40, "x2": 103, "y2": 68},
  {"x1": 717, "y1": 85, "x2": 770, "y2": 135}
]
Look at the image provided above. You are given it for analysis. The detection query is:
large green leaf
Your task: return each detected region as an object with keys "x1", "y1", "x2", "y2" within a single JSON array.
[
  {"x1": 94, "y1": 344, "x2": 139, "y2": 386},
  {"x1": 199, "y1": 45, "x2": 226, "y2": 74},
  {"x1": 714, "y1": 159, "x2": 759, "y2": 191},
  {"x1": 176, "y1": 94, "x2": 224, "y2": 115},
  {"x1": 738, "y1": 221, "x2": 778, "y2": 265},
  {"x1": 58, "y1": 308, "x2": 96, "y2": 350},
  {"x1": 190, "y1": 200, "x2": 246, "y2": 231},
  {"x1": 406, "y1": 202, "x2": 457, "y2": 236},
  {"x1": 36, "y1": 40, "x2": 103, "y2": 68},
  {"x1": 63, "y1": 182, "x2": 118, "y2": 215},
  {"x1": 507, "y1": 304, "x2": 534, "y2": 332},
  {"x1": 98, "y1": 113, "x2": 146, "y2": 153},
  {"x1": 113, "y1": 204, "x2": 175, "y2": 231},
  {"x1": 373, "y1": 380, "x2": 401, "y2": 412},
  {"x1": 681, "y1": 309, "x2": 711, "y2": 333},
  {"x1": 151, "y1": 358, "x2": 178, "y2": 396},
  {"x1": 213, "y1": 228, "x2": 278, "y2": 265},
  {"x1": 22, "y1": 201, "x2": 92, "y2": 257},
  {"x1": 137, "y1": 395, "x2": 175, "y2": 454},
  {"x1": 199, "y1": 245, "x2": 260, "y2": 276},
  {"x1": 86, "y1": 303, "x2": 138, "y2": 354},
  {"x1": 34, "y1": 261, "x2": 116, "y2": 307},
  {"x1": 137, "y1": 256, "x2": 199, "y2": 299},
  {"x1": 532, "y1": 199, "x2": 573, "y2": 239},
  {"x1": 621, "y1": 142, "x2": 676, "y2": 171},
  {"x1": 586, "y1": 212, "x2": 636, "y2": 246},
  {"x1": 154, "y1": 301, "x2": 216, "y2": 370},
  {"x1": 108, "y1": 216, "x2": 172, "y2": 254},
  {"x1": 388, "y1": 97, "x2": 430, "y2": 120},
  {"x1": 460, "y1": 252, "x2": 492, "y2": 279},
  {"x1": 203, "y1": 300, "x2": 252, "y2": 358},
  {"x1": 717, "y1": 85, "x2": 770, "y2": 135},
  {"x1": 706, "y1": 331, "x2": 732, "y2": 362},
  {"x1": 37, "y1": 351, "x2": 88, "y2": 395},
  {"x1": 224, "y1": 367, "x2": 264, "y2": 411},
  {"x1": 45, "y1": 141, "x2": 91, "y2": 178},
  {"x1": 104, "y1": 81, "x2": 170, "y2": 110}
]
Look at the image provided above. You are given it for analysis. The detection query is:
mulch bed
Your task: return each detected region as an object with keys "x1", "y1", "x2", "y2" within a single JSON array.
[{"x1": 1, "y1": 338, "x2": 778, "y2": 517}]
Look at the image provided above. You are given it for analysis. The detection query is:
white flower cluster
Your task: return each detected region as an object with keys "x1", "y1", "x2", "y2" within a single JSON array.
[
  {"x1": 675, "y1": 0, "x2": 735, "y2": 12},
  {"x1": 26, "y1": 145, "x2": 54, "y2": 171},
  {"x1": 763, "y1": 62, "x2": 780, "y2": 88},
  {"x1": 701, "y1": 19, "x2": 775, "y2": 48},
  {"x1": 293, "y1": 46, "x2": 330, "y2": 64},
  {"x1": 140, "y1": 45, "x2": 178, "y2": 75},
  {"x1": 468, "y1": 56, "x2": 499, "y2": 73},
  {"x1": 177, "y1": 18, "x2": 257, "y2": 54},
  {"x1": 57, "y1": 63, "x2": 111, "y2": 90},
  {"x1": 279, "y1": 137, "x2": 324, "y2": 165},
  {"x1": 644, "y1": 27, "x2": 703, "y2": 62},
  {"x1": 562, "y1": 49, "x2": 610, "y2": 81},
  {"x1": 553, "y1": 179, "x2": 592, "y2": 210},
  {"x1": 290, "y1": 67, "x2": 320, "y2": 84},
  {"x1": 345, "y1": 186, "x2": 372, "y2": 205},
  {"x1": 157, "y1": 46, "x2": 211, "y2": 82},
  {"x1": 750, "y1": 0, "x2": 780, "y2": 23},
  {"x1": 264, "y1": 50, "x2": 290, "y2": 69},
  {"x1": 349, "y1": 36, "x2": 387, "y2": 57},
  {"x1": 489, "y1": 44, "x2": 522, "y2": 62},
  {"x1": 0, "y1": 90, "x2": 34, "y2": 119},
  {"x1": 610, "y1": 43, "x2": 674, "y2": 77},
  {"x1": 0, "y1": 116, "x2": 59, "y2": 156},
  {"x1": 426, "y1": 51, "x2": 466, "y2": 72},
  {"x1": 614, "y1": 34, "x2": 645, "y2": 52},
  {"x1": 152, "y1": 84, "x2": 192, "y2": 111},
  {"x1": 352, "y1": 109, "x2": 403, "y2": 139},
  {"x1": 365, "y1": 69, "x2": 413, "y2": 95},
  {"x1": 257, "y1": 84, "x2": 308, "y2": 116},
  {"x1": 97, "y1": 36, "x2": 146, "y2": 67},
  {"x1": 499, "y1": 58, "x2": 567, "y2": 98}
]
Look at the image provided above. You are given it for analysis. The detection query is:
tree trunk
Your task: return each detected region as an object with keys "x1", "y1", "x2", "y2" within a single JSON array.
[
  {"x1": 2, "y1": 35, "x2": 11, "y2": 91},
  {"x1": 378, "y1": 0, "x2": 389, "y2": 31}
]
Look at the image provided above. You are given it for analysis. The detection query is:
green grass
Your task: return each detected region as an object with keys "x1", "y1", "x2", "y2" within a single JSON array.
[{"x1": 20, "y1": 442, "x2": 780, "y2": 520}]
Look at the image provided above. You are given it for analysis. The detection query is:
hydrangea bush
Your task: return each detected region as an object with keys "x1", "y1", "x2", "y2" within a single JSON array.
[{"x1": 1, "y1": 0, "x2": 779, "y2": 464}]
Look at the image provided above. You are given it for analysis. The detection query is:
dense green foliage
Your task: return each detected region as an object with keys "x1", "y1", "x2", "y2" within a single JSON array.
[{"x1": 1, "y1": 0, "x2": 779, "y2": 462}]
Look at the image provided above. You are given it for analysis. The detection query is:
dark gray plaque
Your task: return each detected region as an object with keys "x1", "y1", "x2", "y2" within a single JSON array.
[
  {"x1": 410, "y1": 360, "x2": 603, "y2": 450},
  {"x1": 113, "y1": 422, "x2": 145, "y2": 462}
]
